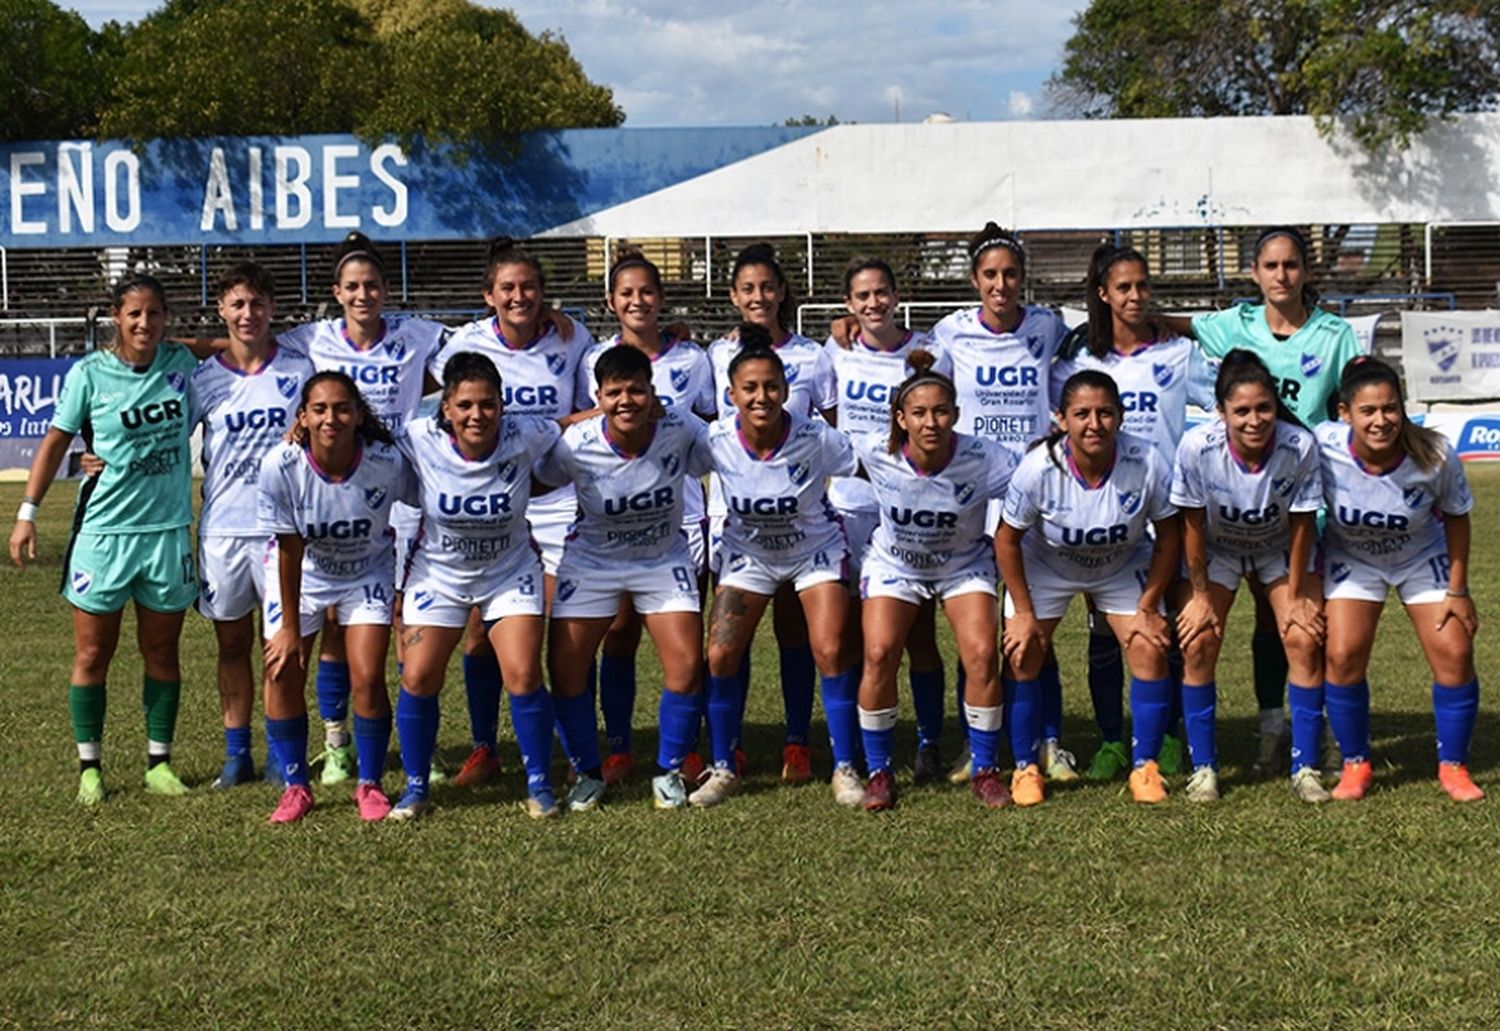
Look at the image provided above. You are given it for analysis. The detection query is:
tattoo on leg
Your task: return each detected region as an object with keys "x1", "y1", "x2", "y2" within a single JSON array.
[
  {"x1": 709, "y1": 588, "x2": 751, "y2": 649},
  {"x1": 402, "y1": 628, "x2": 423, "y2": 650}
]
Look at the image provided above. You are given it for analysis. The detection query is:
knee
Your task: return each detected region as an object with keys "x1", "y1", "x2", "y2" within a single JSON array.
[
  {"x1": 1126, "y1": 640, "x2": 1168, "y2": 679},
  {"x1": 809, "y1": 640, "x2": 846, "y2": 677},
  {"x1": 863, "y1": 637, "x2": 903, "y2": 676},
  {"x1": 216, "y1": 630, "x2": 255, "y2": 666},
  {"x1": 1181, "y1": 634, "x2": 1220, "y2": 675},
  {"x1": 1281, "y1": 627, "x2": 1320, "y2": 671},
  {"x1": 705, "y1": 644, "x2": 740, "y2": 678}
]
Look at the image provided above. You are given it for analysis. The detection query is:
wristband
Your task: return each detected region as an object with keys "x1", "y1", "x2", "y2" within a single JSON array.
[
  {"x1": 1447, "y1": 588, "x2": 1470, "y2": 598},
  {"x1": 17, "y1": 501, "x2": 39, "y2": 522}
]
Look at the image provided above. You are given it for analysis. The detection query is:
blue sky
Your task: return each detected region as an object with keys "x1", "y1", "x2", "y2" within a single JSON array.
[{"x1": 63, "y1": 0, "x2": 1087, "y2": 126}]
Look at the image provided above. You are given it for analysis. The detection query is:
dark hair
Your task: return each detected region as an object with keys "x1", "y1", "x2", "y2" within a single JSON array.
[
  {"x1": 216, "y1": 262, "x2": 276, "y2": 302},
  {"x1": 1214, "y1": 349, "x2": 1303, "y2": 429},
  {"x1": 1252, "y1": 226, "x2": 1319, "y2": 309},
  {"x1": 485, "y1": 236, "x2": 546, "y2": 293},
  {"x1": 730, "y1": 242, "x2": 795, "y2": 332},
  {"x1": 1037, "y1": 369, "x2": 1122, "y2": 468},
  {"x1": 967, "y1": 221, "x2": 1025, "y2": 275},
  {"x1": 608, "y1": 246, "x2": 663, "y2": 293},
  {"x1": 888, "y1": 349, "x2": 957, "y2": 454},
  {"x1": 435, "y1": 352, "x2": 503, "y2": 435},
  {"x1": 1084, "y1": 243, "x2": 1149, "y2": 358},
  {"x1": 110, "y1": 273, "x2": 168, "y2": 310},
  {"x1": 735, "y1": 321, "x2": 774, "y2": 354},
  {"x1": 727, "y1": 344, "x2": 786, "y2": 386},
  {"x1": 297, "y1": 370, "x2": 395, "y2": 447},
  {"x1": 1337, "y1": 355, "x2": 1445, "y2": 472},
  {"x1": 332, "y1": 231, "x2": 386, "y2": 281},
  {"x1": 842, "y1": 256, "x2": 897, "y2": 298},
  {"x1": 593, "y1": 342, "x2": 653, "y2": 389}
]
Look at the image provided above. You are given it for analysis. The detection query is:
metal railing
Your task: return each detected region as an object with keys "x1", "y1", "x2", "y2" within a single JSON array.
[{"x1": 0, "y1": 316, "x2": 91, "y2": 357}]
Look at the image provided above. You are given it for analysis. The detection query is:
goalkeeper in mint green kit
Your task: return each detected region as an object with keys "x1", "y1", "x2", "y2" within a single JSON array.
[
  {"x1": 1166, "y1": 226, "x2": 1361, "y2": 775},
  {"x1": 8, "y1": 275, "x2": 199, "y2": 804}
]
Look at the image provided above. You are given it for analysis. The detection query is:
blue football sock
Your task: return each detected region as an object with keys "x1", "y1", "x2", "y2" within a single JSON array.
[
  {"x1": 1180, "y1": 681, "x2": 1217, "y2": 770},
  {"x1": 224, "y1": 724, "x2": 251, "y2": 759},
  {"x1": 657, "y1": 689, "x2": 700, "y2": 772},
  {"x1": 955, "y1": 664, "x2": 969, "y2": 742},
  {"x1": 553, "y1": 691, "x2": 601, "y2": 774},
  {"x1": 964, "y1": 703, "x2": 1002, "y2": 771},
  {"x1": 315, "y1": 660, "x2": 350, "y2": 723},
  {"x1": 780, "y1": 645, "x2": 815, "y2": 747},
  {"x1": 735, "y1": 652, "x2": 752, "y2": 723},
  {"x1": 599, "y1": 652, "x2": 638, "y2": 755},
  {"x1": 460, "y1": 652, "x2": 501, "y2": 752},
  {"x1": 1433, "y1": 679, "x2": 1479, "y2": 765},
  {"x1": 706, "y1": 673, "x2": 743, "y2": 768},
  {"x1": 396, "y1": 689, "x2": 439, "y2": 796},
  {"x1": 1287, "y1": 682, "x2": 1325, "y2": 773},
  {"x1": 1324, "y1": 680, "x2": 1371, "y2": 763},
  {"x1": 1129, "y1": 676, "x2": 1172, "y2": 767},
  {"x1": 820, "y1": 668, "x2": 860, "y2": 766},
  {"x1": 1087, "y1": 623, "x2": 1124, "y2": 742},
  {"x1": 1039, "y1": 660, "x2": 1062, "y2": 742},
  {"x1": 264, "y1": 715, "x2": 308, "y2": 787},
  {"x1": 507, "y1": 688, "x2": 556, "y2": 794},
  {"x1": 1004, "y1": 677, "x2": 1041, "y2": 767},
  {"x1": 860, "y1": 706, "x2": 898, "y2": 774},
  {"x1": 909, "y1": 667, "x2": 945, "y2": 748},
  {"x1": 352, "y1": 713, "x2": 391, "y2": 784}
]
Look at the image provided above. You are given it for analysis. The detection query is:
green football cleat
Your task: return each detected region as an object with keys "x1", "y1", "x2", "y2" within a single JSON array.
[
  {"x1": 1157, "y1": 734, "x2": 1186, "y2": 776},
  {"x1": 1084, "y1": 740, "x2": 1130, "y2": 782},
  {"x1": 77, "y1": 768, "x2": 104, "y2": 806},
  {"x1": 144, "y1": 762, "x2": 189, "y2": 796},
  {"x1": 314, "y1": 744, "x2": 356, "y2": 786}
]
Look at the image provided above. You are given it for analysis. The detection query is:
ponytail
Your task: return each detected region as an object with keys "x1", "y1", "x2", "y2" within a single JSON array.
[
  {"x1": 887, "y1": 349, "x2": 956, "y2": 454},
  {"x1": 1084, "y1": 242, "x2": 1149, "y2": 359}
]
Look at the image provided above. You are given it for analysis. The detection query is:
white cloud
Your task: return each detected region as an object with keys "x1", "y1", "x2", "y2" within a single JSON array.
[{"x1": 1009, "y1": 90, "x2": 1035, "y2": 118}]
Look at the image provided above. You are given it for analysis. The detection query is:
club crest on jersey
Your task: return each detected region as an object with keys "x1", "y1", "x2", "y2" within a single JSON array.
[
  {"x1": 1152, "y1": 363, "x2": 1174, "y2": 388},
  {"x1": 385, "y1": 338, "x2": 406, "y2": 360},
  {"x1": 784, "y1": 365, "x2": 800, "y2": 384},
  {"x1": 545, "y1": 353, "x2": 567, "y2": 375},
  {"x1": 1329, "y1": 561, "x2": 1351, "y2": 583},
  {"x1": 267, "y1": 600, "x2": 282, "y2": 623},
  {"x1": 71, "y1": 570, "x2": 93, "y2": 595},
  {"x1": 1117, "y1": 489, "x2": 1142, "y2": 515},
  {"x1": 661, "y1": 452, "x2": 681, "y2": 476},
  {"x1": 200, "y1": 582, "x2": 216, "y2": 604},
  {"x1": 410, "y1": 590, "x2": 435, "y2": 611},
  {"x1": 1404, "y1": 487, "x2": 1427, "y2": 508},
  {"x1": 728, "y1": 552, "x2": 749, "y2": 572},
  {"x1": 670, "y1": 368, "x2": 691, "y2": 392},
  {"x1": 166, "y1": 371, "x2": 187, "y2": 394},
  {"x1": 555, "y1": 579, "x2": 578, "y2": 602},
  {"x1": 953, "y1": 481, "x2": 976, "y2": 505},
  {"x1": 364, "y1": 486, "x2": 387, "y2": 510},
  {"x1": 276, "y1": 375, "x2": 299, "y2": 399},
  {"x1": 1300, "y1": 353, "x2": 1322, "y2": 377},
  {"x1": 497, "y1": 459, "x2": 518, "y2": 483},
  {"x1": 1424, "y1": 325, "x2": 1463, "y2": 373},
  {"x1": 787, "y1": 461, "x2": 811, "y2": 486},
  {"x1": 1272, "y1": 476, "x2": 1295, "y2": 496},
  {"x1": 1024, "y1": 334, "x2": 1046, "y2": 360}
]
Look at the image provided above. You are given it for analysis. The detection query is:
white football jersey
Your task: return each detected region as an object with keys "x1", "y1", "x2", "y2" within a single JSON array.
[
  {"x1": 708, "y1": 332, "x2": 836, "y2": 420},
  {"x1": 398, "y1": 414, "x2": 560, "y2": 592},
  {"x1": 536, "y1": 410, "x2": 713, "y2": 564},
  {"x1": 1052, "y1": 336, "x2": 1216, "y2": 461},
  {"x1": 192, "y1": 344, "x2": 316, "y2": 537},
  {"x1": 931, "y1": 305, "x2": 1066, "y2": 456},
  {"x1": 435, "y1": 316, "x2": 595, "y2": 419},
  {"x1": 257, "y1": 440, "x2": 419, "y2": 582},
  {"x1": 1003, "y1": 430, "x2": 1176, "y2": 581},
  {"x1": 1317, "y1": 422, "x2": 1473, "y2": 567},
  {"x1": 280, "y1": 315, "x2": 448, "y2": 431},
  {"x1": 1171, "y1": 419, "x2": 1322, "y2": 558},
  {"x1": 856, "y1": 432, "x2": 1016, "y2": 578},
  {"x1": 584, "y1": 336, "x2": 716, "y2": 416},
  {"x1": 709, "y1": 410, "x2": 856, "y2": 562}
]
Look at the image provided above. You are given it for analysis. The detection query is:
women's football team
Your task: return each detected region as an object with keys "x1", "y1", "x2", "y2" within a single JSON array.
[{"x1": 8, "y1": 224, "x2": 1482, "y2": 822}]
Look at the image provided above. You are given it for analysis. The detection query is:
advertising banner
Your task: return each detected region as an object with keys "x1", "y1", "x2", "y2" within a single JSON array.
[{"x1": 1400, "y1": 311, "x2": 1500, "y2": 403}]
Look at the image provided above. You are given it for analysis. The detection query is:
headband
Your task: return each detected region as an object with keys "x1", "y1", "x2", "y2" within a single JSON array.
[
  {"x1": 1253, "y1": 227, "x2": 1308, "y2": 261},
  {"x1": 335, "y1": 249, "x2": 384, "y2": 276},
  {"x1": 973, "y1": 235, "x2": 1025, "y2": 260},
  {"x1": 896, "y1": 373, "x2": 954, "y2": 406}
]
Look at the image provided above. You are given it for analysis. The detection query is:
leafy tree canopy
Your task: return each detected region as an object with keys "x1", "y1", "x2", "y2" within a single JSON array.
[{"x1": 0, "y1": 0, "x2": 118, "y2": 140}]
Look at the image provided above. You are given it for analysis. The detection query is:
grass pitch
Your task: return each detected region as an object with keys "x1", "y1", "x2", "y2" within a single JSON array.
[{"x1": 3, "y1": 474, "x2": 1500, "y2": 1028}]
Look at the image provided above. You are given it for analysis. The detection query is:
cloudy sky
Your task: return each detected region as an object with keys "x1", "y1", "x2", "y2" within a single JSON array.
[{"x1": 64, "y1": 0, "x2": 1087, "y2": 126}]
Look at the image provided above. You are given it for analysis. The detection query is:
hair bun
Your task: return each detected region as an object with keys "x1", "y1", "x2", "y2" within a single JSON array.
[
  {"x1": 906, "y1": 348, "x2": 937, "y2": 376},
  {"x1": 487, "y1": 236, "x2": 517, "y2": 260}
]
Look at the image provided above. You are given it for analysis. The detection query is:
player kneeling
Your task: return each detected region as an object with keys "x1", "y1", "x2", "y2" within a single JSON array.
[
  {"x1": 535, "y1": 346, "x2": 712, "y2": 811},
  {"x1": 996, "y1": 371, "x2": 1181, "y2": 806},
  {"x1": 854, "y1": 352, "x2": 1017, "y2": 810}
]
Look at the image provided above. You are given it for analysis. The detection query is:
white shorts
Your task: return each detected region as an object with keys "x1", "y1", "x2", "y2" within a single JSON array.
[
  {"x1": 837, "y1": 506, "x2": 880, "y2": 578},
  {"x1": 717, "y1": 541, "x2": 849, "y2": 596},
  {"x1": 1202, "y1": 547, "x2": 1317, "y2": 593},
  {"x1": 683, "y1": 518, "x2": 708, "y2": 578},
  {"x1": 1324, "y1": 546, "x2": 1448, "y2": 606},
  {"x1": 263, "y1": 552, "x2": 395, "y2": 638},
  {"x1": 1005, "y1": 554, "x2": 1153, "y2": 621},
  {"x1": 527, "y1": 490, "x2": 574, "y2": 577},
  {"x1": 552, "y1": 546, "x2": 701, "y2": 619},
  {"x1": 197, "y1": 534, "x2": 269, "y2": 621},
  {"x1": 402, "y1": 556, "x2": 545, "y2": 628},
  {"x1": 861, "y1": 549, "x2": 997, "y2": 604}
]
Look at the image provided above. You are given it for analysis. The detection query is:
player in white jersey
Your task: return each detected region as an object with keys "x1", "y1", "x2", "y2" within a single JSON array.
[
  {"x1": 425, "y1": 237, "x2": 595, "y2": 788},
  {"x1": 387, "y1": 353, "x2": 564, "y2": 820},
  {"x1": 191, "y1": 263, "x2": 315, "y2": 791},
  {"x1": 274, "y1": 233, "x2": 449, "y2": 787},
  {"x1": 256, "y1": 372, "x2": 419, "y2": 824},
  {"x1": 997, "y1": 370, "x2": 1181, "y2": 806},
  {"x1": 579, "y1": 249, "x2": 716, "y2": 787},
  {"x1": 1171, "y1": 352, "x2": 1327, "y2": 803},
  {"x1": 825, "y1": 256, "x2": 953, "y2": 783},
  {"x1": 1317, "y1": 357, "x2": 1481, "y2": 803},
  {"x1": 536, "y1": 346, "x2": 714, "y2": 811},
  {"x1": 704, "y1": 243, "x2": 838, "y2": 785},
  {"x1": 692, "y1": 346, "x2": 863, "y2": 808},
  {"x1": 853, "y1": 352, "x2": 1018, "y2": 811}
]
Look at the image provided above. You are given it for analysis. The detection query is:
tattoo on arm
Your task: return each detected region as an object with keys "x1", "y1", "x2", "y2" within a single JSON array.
[
  {"x1": 1188, "y1": 558, "x2": 1209, "y2": 594},
  {"x1": 708, "y1": 587, "x2": 752, "y2": 649}
]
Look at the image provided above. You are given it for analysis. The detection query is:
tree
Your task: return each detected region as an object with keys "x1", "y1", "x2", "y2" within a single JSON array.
[
  {"x1": 1047, "y1": 0, "x2": 1500, "y2": 150},
  {"x1": 0, "y1": 0, "x2": 115, "y2": 140},
  {"x1": 97, "y1": 0, "x2": 622, "y2": 145},
  {"x1": 783, "y1": 115, "x2": 840, "y2": 127}
]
